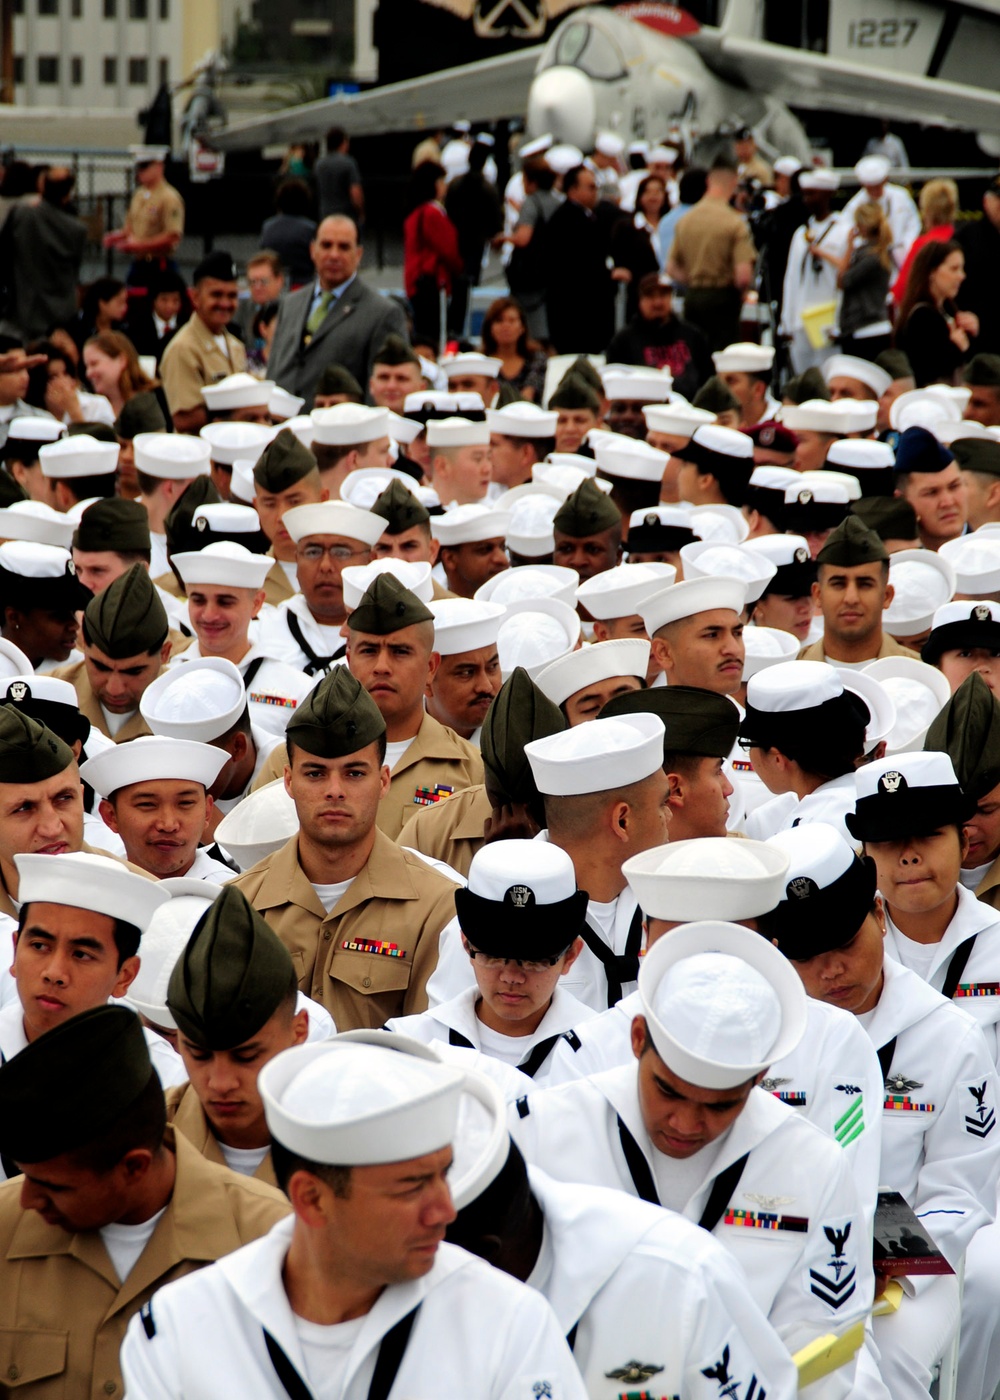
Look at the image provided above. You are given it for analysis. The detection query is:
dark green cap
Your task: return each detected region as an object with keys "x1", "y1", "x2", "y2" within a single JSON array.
[
  {"x1": 850, "y1": 494, "x2": 919, "y2": 543},
  {"x1": 83, "y1": 562, "x2": 168, "y2": 658},
  {"x1": 253, "y1": 428, "x2": 319, "y2": 494},
  {"x1": 347, "y1": 572, "x2": 434, "y2": 634},
  {"x1": 0, "y1": 706, "x2": 74, "y2": 784},
  {"x1": 167, "y1": 885, "x2": 295, "y2": 1051},
  {"x1": 693, "y1": 375, "x2": 740, "y2": 416},
  {"x1": 116, "y1": 392, "x2": 167, "y2": 439},
  {"x1": 73, "y1": 498, "x2": 151, "y2": 555},
  {"x1": 562, "y1": 355, "x2": 604, "y2": 397},
  {"x1": 164, "y1": 475, "x2": 222, "y2": 555},
  {"x1": 373, "y1": 333, "x2": 420, "y2": 368},
  {"x1": 316, "y1": 363, "x2": 364, "y2": 400},
  {"x1": 548, "y1": 376, "x2": 601, "y2": 412},
  {"x1": 951, "y1": 436, "x2": 1000, "y2": 479},
  {"x1": 287, "y1": 664, "x2": 385, "y2": 759},
  {"x1": 553, "y1": 478, "x2": 621, "y2": 538},
  {"x1": 67, "y1": 421, "x2": 118, "y2": 445},
  {"x1": 0, "y1": 469, "x2": 27, "y2": 508},
  {"x1": 816, "y1": 514, "x2": 887, "y2": 567},
  {"x1": 601, "y1": 684, "x2": 739, "y2": 759},
  {"x1": 964, "y1": 354, "x2": 1000, "y2": 388},
  {"x1": 480, "y1": 666, "x2": 566, "y2": 810},
  {"x1": 875, "y1": 348, "x2": 913, "y2": 382},
  {"x1": 371, "y1": 478, "x2": 430, "y2": 533},
  {"x1": 0, "y1": 1005, "x2": 154, "y2": 1164},
  {"x1": 781, "y1": 367, "x2": 830, "y2": 405},
  {"x1": 925, "y1": 671, "x2": 1000, "y2": 801}
]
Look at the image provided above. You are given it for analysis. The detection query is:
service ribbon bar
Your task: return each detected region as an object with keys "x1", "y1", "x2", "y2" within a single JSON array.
[
  {"x1": 341, "y1": 938, "x2": 406, "y2": 958},
  {"x1": 883, "y1": 1095, "x2": 935, "y2": 1112},
  {"x1": 954, "y1": 983, "x2": 1000, "y2": 998},
  {"x1": 723, "y1": 1208, "x2": 809, "y2": 1233}
]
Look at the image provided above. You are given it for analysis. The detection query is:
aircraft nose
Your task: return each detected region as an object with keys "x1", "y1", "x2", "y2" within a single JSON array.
[{"x1": 527, "y1": 67, "x2": 597, "y2": 150}]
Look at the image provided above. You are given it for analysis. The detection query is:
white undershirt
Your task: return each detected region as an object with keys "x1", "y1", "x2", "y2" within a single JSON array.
[
  {"x1": 384, "y1": 737, "x2": 414, "y2": 774},
  {"x1": 822, "y1": 655, "x2": 871, "y2": 670},
  {"x1": 311, "y1": 876, "x2": 354, "y2": 915},
  {"x1": 475, "y1": 1018, "x2": 531, "y2": 1067},
  {"x1": 890, "y1": 931, "x2": 938, "y2": 978},
  {"x1": 219, "y1": 1142, "x2": 270, "y2": 1176},
  {"x1": 212, "y1": 334, "x2": 229, "y2": 356},
  {"x1": 101, "y1": 704, "x2": 137, "y2": 737},
  {"x1": 960, "y1": 862, "x2": 991, "y2": 891},
  {"x1": 99, "y1": 1205, "x2": 167, "y2": 1283},
  {"x1": 295, "y1": 1313, "x2": 366, "y2": 1400},
  {"x1": 586, "y1": 897, "x2": 618, "y2": 947},
  {"x1": 652, "y1": 1133, "x2": 726, "y2": 1214},
  {"x1": 856, "y1": 1007, "x2": 877, "y2": 1030}
]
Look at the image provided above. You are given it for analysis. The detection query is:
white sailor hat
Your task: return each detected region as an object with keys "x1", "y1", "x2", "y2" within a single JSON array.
[
  {"x1": 80, "y1": 733, "x2": 228, "y2": 798},
  {"x1": 855, "y1": 154, "x2": 891, "y2": 185},
  {"x1": 939, "y1": 535, "x2": 1000, "y2": 595},
  {"x1": 883, "y1": 550, "x2": 956, "y2": 637},
  {"x1": 402, "y1": 390, "x2": 461, "y2": 417},
  {"x1": 748, "y1": 466, "x2": 800, "y2": 493},
  {"x1": 172, "y1": 541, "x2": 273, "y2": 592},
  {"x1": 594, "y1": 131, "x2": 625, "y2": 157},
  {"x1": 773, "y1": 156, "x2": 802, "y2": 177},
  {"x1": 429, "y1": 598, "x2": 505, "y2": 655},
  {"x1": 341, "y1": 559, "x2": 433, "y2": 610},
  {"x1": 936, "y1": 420, "x2": 992, "y2": 446},
  {"x1": 742, "y1": 533, "x2": 812, "y2": 570},
  {"x1": 432, "y1": 504, "x2": 510, "y2": 548},
  {"x1": 823, "y1": 355, "x2": 892, "y2": 399},
  {"x1": 625, "y1": 507, "x2": 700, "y2": 553},
  {"x1": 679, "y1": 542, "x2": 776, "y2": 603},
  {"x1": 627, "y1": 140, "x2": 650, "y2": 158},
  {"x1": 485, "y1": 402, "x2": 558, "y2": 438},
  {"x1": 0, "y1": 639, "x2": 35, "y2": 679},
  {"x1": 643, "y1": 401, "x2": 716, "y2": 438},
  {"x1": 260, "y1": 1035, "x2": 466, "y2": 1165},
  {"x1": 545, "y1": 452, "x2": 599, "y2": 477},
  {"x1": 0, "y1": 673, "x2": 78, "y2": 709},
  {"x1": 269, "y1": 387, "x2": 305, "y2": 422},
  {"x1": 535, "y1": 636, "x2": 650, "y2": 707},
  {"x1": 832, "y1": 400, "x2": 878, "y2": 434},
  {"x1": 640, "y1": 577, "x2": 747, "y2": 635},
  {"x1": 0, "y1": 502, "x2": 73, "y2": 549},
  {"x1": 576, "y1": 562, "x2": 676, "y2": 619},
  {"x1": 922, "y1": 600, "x2": 1000, "y2": 669},
  {"x1": 525, "y1": 711, "x2": 664, "y2": 795},
  {"x1": 228, "y1": 461, "x2": 256, "y2": 505},
  {"x1": 863, "y1": 657, "x2": 952, "y2": 755},
  {"x1": 129, "y1": 144, "x2": 169, "y2": 163},
  {"x1": 282, "y1": 501, "x2": 385, "y2": 547},
  {"x1": 638, "y1": 921, "x2": 806, "y2": 1090},
  {"x1": 777, "y1": 399, "x2": 848, "y2": 434},
  {"x1": 496, "y1": 598, "x2": 580, "y2": 680},
  {"x1": 440, "y1": 353, "x2": 502, "y2": 381},
  {"x1": 0, "y1": 539, "x2": 74, "y2": 580},
  {"x1": 5, "y1": 417, "x2": 64, "y2": 446},
  {"x1": 340, "y1": 467, "x2": 436, "y2": 512},
  {"x1": 529, "y1": 465, "x2": 606, "y2": 499},
  {"x1": 141, "y1": 656, "x2": 247, "y2": 742},
  {"x1": 798, "y1": 468, "x2": 861, "y2": 502},
  {"x1": 387, "y1": 411, "x2": 424, "y2": 447},
  {"x1": 506, "y1": 496, "x2": 560, "y2": 558},
  {"x1": 126, "y1": 882, "x2": 219, "y2": 1029},
  {"x1": 711, "y1": 343, "x2": 775, "y2": 375},
  {"x1": 192, "y1": 502, "x2": 263, "y2": 536},
  {"x1": 624, "y1": 838, "x2": 790, "y2": 922},
  {"x1": 215, "y1": 777, "x2": 297, "y2": 871},
  {"x1": 282, "y1": 415, "x2": 316, "y2": 448},
  {"x1": 849, "y1": 749, "x2": 974, "y2": 843},
  {"x1": 799, "y1": 169, "x2": 840, "y2": 191},
  {"x1": 825, "y1": 438, "x2": 895, "y2": 472},
  {"x1": 199, "y1": 421, "x2": 277, "y2": 466},
  {"x1": 519, "y1": 133, "x2": 553, "y2": 159},
  {"x1": 426, "y1": 417, "x2": 491, "y2": 449},
  {"x1": 15, "y1": 850, "x2": 170, "y2": 931},
  {"x1": 134, "y1": 432, "x2": 211, "y2": 479},
  {"x1": 742, "y1": 657, "x2": 893, "y2": 751},
  {"x1": 201, "y1": 373, "x2": 275, "y2": 412},
  {"x1": 762, "y1": 823, "x2": 877, "y2": 958},
  {"x1": 647, "y1": 145, "x2": 678, "y2": 164},
  {"x1": 782, "y1": 476, "x2": 851, "y2": 507},
  {"x1": 889, "y1": 387, "x2": 963, "y2": 434},
  {"x1": 477, "y1": 563, "x2": 578, "y2": 609},
  {"x1": 742, "y1": 625, "x2": 800, "y2": 679},
  {"x1": 841, "y1": 668, "x2": 897, "y2": 751},
  {"x1": 310, "y1": 403, "x2": 390, "y2": 446},
  {"x1": 38, "y1": 435, "x2": 118, "y2": 479},
  {"x1": 601, "y1": 367, "x2": 674, "y2": 403},
  {"x1": 594, "y1": 436, "x2": 669, "y2": 483},
  {"x1": 545, "y1": 144, "x2": 585, "y2": 174},
  {"x1": 686, "y1": 504, "x2": 750, "y2": 544}
]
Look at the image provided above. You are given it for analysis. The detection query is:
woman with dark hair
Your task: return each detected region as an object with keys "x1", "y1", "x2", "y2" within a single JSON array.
[
  {"x1": 612, "y1": 174, "x2": 668, "y2": 318},
  {"x1": 253, "y1": 301, "x2": 281, "y2": 367},
  {"x1": 71, "y1": 276, "x2": 129, "y2": 351},
  {"x1": 895, "y1": 240, "x2": 979, "y2": 386},
  {"x1": 403, "y1": 160, "x2": 463, "y2": 347},
  {"x1": 480, "y1": 297, "x2": 548, "y2": 402},
  {"x1": 260, "y1": 178, "x2": 317, "y2": 286},
  {"x1": 24, "y1": 338, "x2": 117, "y2": 426}
]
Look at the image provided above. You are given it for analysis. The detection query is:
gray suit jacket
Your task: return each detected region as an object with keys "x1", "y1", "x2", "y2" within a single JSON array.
[{"x1": 268, "y1": 276, "x2": 409, "y2": 408}]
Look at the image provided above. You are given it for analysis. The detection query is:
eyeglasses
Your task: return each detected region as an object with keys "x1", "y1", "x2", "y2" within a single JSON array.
[
  {"x1": 466, "y1": 944, "x2": 568, "y2": 974},
  {"x1": 298, "y1": 544, "x2": 370, "y2": 564}
]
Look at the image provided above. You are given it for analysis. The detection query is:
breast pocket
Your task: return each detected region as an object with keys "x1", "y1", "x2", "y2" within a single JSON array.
[
  {"x1": 0, "y1": 1328, "x2": 67, "y2": 1396},
  {"x1": 329, "y1": 946, "x2": 413, "y2": 998}
]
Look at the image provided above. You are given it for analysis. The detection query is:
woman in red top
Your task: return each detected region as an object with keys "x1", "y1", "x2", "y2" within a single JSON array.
[
  {"x1": 404, "y1": 161, "x2": 463, "y2": 349},
  {"x1": 892, "y1": 178, "x2": 958, "y2": 309}
]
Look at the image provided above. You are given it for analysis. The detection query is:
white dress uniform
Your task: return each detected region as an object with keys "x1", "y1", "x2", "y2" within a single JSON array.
[
  {"x1": 255, "y1": 594, "x2": 349, "y2": 681},
  {"x1": 544, "y1": 991, "x2": 883, "y2": 1221},
  {"x1": 510, "y1": 1066, "x2": 873, "y2": 1399},
  {"x1": 387, "y1": 984, "x2": 598, "y2": 1081},
  {"x1": 526, "y1": 1167, "x2": 798, "y2": 1400},
  {"x1": 840, "y1": 184, "x2": 921, "y2": 271},
  {"x1": 120, "y1": 1216, "x2": 588, "y2": 1400},
  {"x1": 745, "y1": 774, "x2": 858, "y2": 849},
  {"x1": 185, "y1": 846, "x2": 236, "y2": 884},
  {"x1": 779, "y1": 214, "x2": 850, "y2": 373},
  {"x1": 169, "y1": 639, "x2": 316, "y2": 737}
]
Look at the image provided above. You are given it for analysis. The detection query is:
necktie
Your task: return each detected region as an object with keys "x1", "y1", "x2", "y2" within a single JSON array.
[{"x1": 306, "y1": 289, "x2": 333, "y2": 336}]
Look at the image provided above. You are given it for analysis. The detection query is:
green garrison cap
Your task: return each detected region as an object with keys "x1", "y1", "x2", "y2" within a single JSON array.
[
  {"x1": 373, "y1": 333, "x2": 421, "y2": 368},
  {"x1": 964, "y1": 354, "x2": 1000, "y2": 388},
  {"x1": 0, "y1": 706, "x2": 74, "y2": 784},
  {"x1": 348, "y1": 571, "x2": 434, "y2": 634},
  {"x1": 548, "y1": 376, "x2": 601, "y2": 412},
  {"x1": 0, "y1": 469, "x2": 27, "y2": 508},
  {"x1": 116, "y1": 393, "x2": 167, "y2": 439},
  {"x1": 286, "y1": 664, "x2": 385, "y2": 759},
  {"x1": 73, "y1": 497, "x2": 151, "y2": 555},
  {"x1": 553, "y1": 478, "x2": 621, "y2": 538},
  {"x1": 67, "y1": 421, "x2": 118, "y2": 445},
  {"x1": 253, "y1": 428, "x2": 319, "y2": 494},
  {"x1": 164, "y1": 475, "x2": 222, "y2": 555},
  {"x1": 316, "y1": 363, "x2": 364, "y2": 400},
  {"x1": 816, "y1": 514, "x2": 888, "y2": 567},
  {"x1": 83, "y1": 562, "x2": 168, "y2": 658},
  {"x1": 0, "y1": 1005, "x2": 154, "y2": 1164},
  {"x1": 850, "y1": 494, "x2": 919, "y2": 543},
  {"x1": 480, "y1": 666, "x2": 566, "y2": 810},
  {"x1": 601, "y1": 684, "x2": 739, "y2": 759},
  {"x1": 563, "y1": 355, "x2": 604, "y2": 397},
  {"x1": 371, "y1": 478, "x2": 430, "y2": 533},
  {"x1": 875, "y1": 348, "x2": 913, "y2": 382},
  {"x1": 693, "y1": 376, "x2": 741, "y2": 416},
  {"x1": 167, "y1": 884, "x2": 296, "y2": 1050},
  {"x1": 925, "y1": 671, "x2": 1000, "y2": 801},
  {"x1": 951, "y1": 436, "x2": 1000, "y2": 480},
  {"x1": 781, "y1": 367, "x2": 830, "y2": 405}
]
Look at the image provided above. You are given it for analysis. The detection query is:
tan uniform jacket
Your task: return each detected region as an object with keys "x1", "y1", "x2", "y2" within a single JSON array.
[
  {"x1": 165, "y1": 1082, "x2": 278, "y2": 1188},
  {"x1": 52, "y1": 659, "x2": 156, "y2": 743},
  {"x1": 396, "y1": 783, "x2": 491, "y2": 879},
  {"x1": 0, "y1": 1127, "x2": 288, "y2": 1400},
  {"x1": 159, "y1": 315, "x2": 247, "y2": 418},
  {"x1": 125, "y1": 180, "x2": 185, "y2": 242},
  {"x1": 797, "y1": 633, "x2": 921, "y2": 663},
  {"x1": 263, "y1": 556, "x2": 297, "y2": 608},
  {"x1": 231, "y1": 830, "x2": 458, "y2": 1029},
  {"x1": 668, "y1": 197, "x2": 756, "y2": 289}
]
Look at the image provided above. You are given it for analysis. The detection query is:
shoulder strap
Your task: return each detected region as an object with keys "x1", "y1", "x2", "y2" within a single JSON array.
[
  {"x1": 448, "y1": 1027, "x2": 475, "y2": 1050},
  {"x1": 367, "y1": 1303, "x2": 421, "y2": 1400},
  {"x1": 263, "y1": 1330, "x2": 314, "y2": 1400},
  {"x1": 241, "y1": 654, "x2": 266, "y2": 689},
  {"x1": 942, "y1": 934, "x2": 978, "y2": 1001},
  {"x1": 877, "y1": 1036, "x2": 898, "y2": 1085},
  {"x1": 616, "y1": 1114, "x2": 659, "y2": 1204},
  {"x1": 285, "y1": 611, "x2": 342, "y2": 677},
  {"x1": 698, "y1": 1153, "x2": 750, "y2": 1234},
  {"x1": 579, "y1": 904, "x2": 644, "y2": 1008}
]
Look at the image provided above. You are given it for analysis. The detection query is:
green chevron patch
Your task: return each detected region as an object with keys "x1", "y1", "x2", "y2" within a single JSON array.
[{"x1": 835, "y1": 1095, "x2": 864, "y2": 1146}]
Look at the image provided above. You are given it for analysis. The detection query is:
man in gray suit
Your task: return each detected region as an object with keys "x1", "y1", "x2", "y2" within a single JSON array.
[{"x1": 268, "y1": 215, "x2": 409, "y2": 409}]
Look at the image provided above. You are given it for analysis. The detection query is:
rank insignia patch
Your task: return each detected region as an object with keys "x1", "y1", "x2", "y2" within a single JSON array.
[
  {"x1": 834, "y1": 1093, "x2": 864, "y2": 1146},
  {"x1": 965, "y1": 1080, "x2": 996, "y2": 1138},
  {"x1": 810, "y1": 1222, "x2": 857, "y2": 1310},
  {"x1": 413, "y1": 783, "x2": 455, "y2": 806},
  {"x1": 700, "y1": 1345, "x2": 766, "y2": 1400}
]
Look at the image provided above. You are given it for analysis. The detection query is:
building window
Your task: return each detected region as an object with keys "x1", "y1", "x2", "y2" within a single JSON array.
[
  {"x1": 103, "y1": 55, "x2": 117, "y2": 82},
  {"x1": 158, "y1": 56, "x2": 169, "y2": 84},
  {"x1": 103, "y1": 0, "x2": 115, "y2": 15},
  {"x1": 13, "y1": 56, "x2": 25, "y2": 83},
  {"x1": 37, "y1": 54, "x2": 59, "y2": 82},
  {"x1": 128, "y1": 56, "x2": 147, "y2": 82},
  {"x1": 38, "y1": 0, "x2": 58, "y2": 14},
  {"x1": 128, "y1": 0, "x2": 146, "y2": 15},
  {"x1": 71, "y1": 55, "x2": 83, "y2": 83}
]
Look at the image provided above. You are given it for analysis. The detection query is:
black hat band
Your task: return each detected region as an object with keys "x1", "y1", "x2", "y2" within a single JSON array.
[
  {"x1": 740, "y1": 691, "x2": 869, "y2": 751},
  {"x1": 454, "y1": 887, "x2": 588, "y2": 960},
  {"x1": 764, "y1": 561, "x2": 817, "y2": 598},
  {"x1": 846, "y1": 785, "x2": 977, "y2": 843},
  {"x1": 921, "y1": 620, "x2": 1000, "y2": 668},
  {"x1": 760, "y1": 854, "x2": 877, "y2": 960}
]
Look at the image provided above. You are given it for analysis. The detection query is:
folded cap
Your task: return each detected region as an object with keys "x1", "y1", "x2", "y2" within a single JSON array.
[
  {"x1": 116, "y1": 394, "x2": 167, "y2": 439},
  {"x1": 39, "y1": 435, "x2": 118, "y2": 479},
  {"x1": 883, "y1": 550, "x2": 956, "y2": 637},
  {"x1": 525, "y1": 711, "x2": 665, "y2": 795},
  {"x1": 283, "y1": 501, "x2": 386, "y2": 547},
  {"x1": 16, "y1": 849, "x2": 169, "y2": 929},
  {"x1": 476, "y1": 564, "x2": 578, "y2": 609},
  {"x1": 172, "y1": 540, "x2": 272, "y2": 592},
  {"x1": 642, "y1": 402, "x2": 715, "y2": 438},
  {"x1": 480, "y1": 667, "x2": 566, "y2": 805},
  {"x1": 896, "y1": 424, "x2": 956, "y2": 475},
  {"x1": 623, "y1": 838, "x2": 789, "y2": 922},
  {"x1": 848, "y1": 750, "x2": 975, "y2": 842},
  {"x1": 79, "y1": 734, "x2": 228, "y2": 798},
  {"x1": 951, "y1": 436, "x2": 1000, "y2": 478},
  {"x1": 286, "y1": 664, "x2": 385, "y2": 759},
  {"x1": 455, "y1": 839, "x2": 588, "y2": 959},
  {"x1": 201, "y1": 373, "x2": 274, "y2": 412},
  {"x1": 640, "y1": 577, "x2": 746, "y2": 635},
  {"x1": 815, "y1": 515, "x2": 887, "y2": 567},
  {"x1": 4, "y1": 416, "x2": 64, "y2": 446},
  {"x1": 0, "y1": 501, "x2": 74, "y2": 549},
  {"x1": 83, "y1": 562, "x2": 168, "y2": 657},
  {"x1": 777, "y1": 399, "x2": 848, "y2": 434},
  {"x1": 347, "y1": 572, "x2": 434, "y2": 634},
  {"x1": 624, "y1": 507, "x2": 700, "y2": 555},
  {"x1": 311, "y1": 403, "x2": 390, "y2": 446},
  {"x1": 760, "y1": 824, "x2": 878, "y2": 959},
  {"x1": 822, "y1": 355, "x2": 891, "y2": 399},
  {"x1": 711, "y1": 343, "x2": 775, "y2": 374},
  {"x1": 601, "y1": 684, "x2": 740, "y2": 758},
  {"x1": 552, "y1": 479, "x2": 621, "y2": 538},
  {"x1": 252, "y1": 429, "x2": 319, "y2": 493},
  {"x1": 72, "y1": 498, "x2": 150, "y2": 554},
  {"x1": 852, "y1": 494, "x2": 919, "y2": 544},
  {"x1": 440, "y1": 352, "x2": 502, "y2": 380},
  {"x1": 0, "y1": 707, "x2": 74, "y2": 783},
  {"x1": 432, "y1": 505, "x2": 510, "y2": 547},
  {"x1": 426, "y1": 417, "x2": 491, "y2": 449},
  {"x1": 594, "y1": 437, "x2": 669, "y2": 484},
  {"x1": 924, "y1": 670, "x2": 1000, "y2": 799},
  {"x1": 141, "y1": 656, "x2": 247, "y2": 742},
  {"x1": 600, "y1": 367, "x2": 674, "y2": 403},
  {"x1": 742, "y1": 534, "x2": 816, "y2": 595},
  {"x1": 163, "y1": 476, "x2": 222, "y2": 555},
  {"x1": 429, "y1": 598, "x2": 505, "y2": 656},
  {"x1": 576, "y1": 562, "x2": 676, "y2": 619},
  {"x1": 342, "y1": 559, "x2": 433, "y2": 611},
  {"x1": 865, "y1": 656, "x2": 952, "y2": 757},
  {"x1": 370, "y1": 478, "x2": 431, "y2": 533},
  {"x1": 485, "y1": 402, "x2": 558, "y2": 437},
  {"x1": 534, "y1": 636, "x2": 649, "y2": 707},
  {"x1": 200, "y1": 421, "x2": 277, "y2": 465},
  {"x1": 134, "y1": 432, "x2": 211, "y2": 480}
]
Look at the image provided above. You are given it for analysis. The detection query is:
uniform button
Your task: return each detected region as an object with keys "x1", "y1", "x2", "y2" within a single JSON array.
[
  {"x1": 7, "y1": 1366, "x2": 18, "y2": 1381},
  {"x1": 362, "y1": 976, "x2": 372, "y2": 988},
  {"x1": 322, "y1": 930, "x2": 331, "y2": 940},
  {"x1": 104, "y1": 1383, "x2": 117, "y2": 1395}
]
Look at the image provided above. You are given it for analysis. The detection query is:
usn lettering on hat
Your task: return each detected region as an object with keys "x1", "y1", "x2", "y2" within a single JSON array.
[
  {"x1": 760, "y1": 823, "x2": 877, "y2": 960},
  {"x1": 847, "y1": 750, "x2": 976, "y2": 843}
]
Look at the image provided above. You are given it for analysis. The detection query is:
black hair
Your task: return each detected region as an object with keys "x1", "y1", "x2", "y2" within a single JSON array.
[
  {"x1": 410, "y1": 160, "x2": 446, "y2": 209},
  {"x1": 274, "y1": 178, "x2": 313, "y2": 218},
  {"x1": 271, "y1": 1138, "x2": 352, "y2": 1198},
  {"x1": 60, "y1": 472, "x2": 118, "y2": 504}
]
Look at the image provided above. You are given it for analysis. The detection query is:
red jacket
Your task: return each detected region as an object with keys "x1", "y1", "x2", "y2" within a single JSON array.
[{"x1": 404, "y1": 201, "x2": 463, "y2": 296}]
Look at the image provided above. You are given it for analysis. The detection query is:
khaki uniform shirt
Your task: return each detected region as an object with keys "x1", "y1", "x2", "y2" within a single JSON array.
[
  {"x1": 396, "y1": 782, "x2": 491, "y2": 879},
  {"x1": 0, "y1": 1127, "x2": 287, "y2": 1400},
  {"x1": 125, "y1": 180, "x2": 185, "y2": 243},
  {"x1": 797, "y1": 633, "x2": 920, "y2": 663},
  {"x1": 669, "y1": 197, "x2": 756, "y2": 289},
  {"x1": 52, "y1": 659, "x2": 157, "y2": 743},
  {"x1": 159, "y1": 315, "x2": 247, "y2": 418},
  {"x1": 231, "y1": 829, "x2": 458, "y2": 1029},
  {"x1": 740, "y1": 155, "x2": 774, "y2": 188},
  {"x1": 263, "y1": 556, "x2": 297, "y2": 608},
  {"x1": 165, "y1": 1082, "x2": 278, "y2": 1188},
  {"x1": 977, "y1": 855, "x2": 1000, "y2": 912}
]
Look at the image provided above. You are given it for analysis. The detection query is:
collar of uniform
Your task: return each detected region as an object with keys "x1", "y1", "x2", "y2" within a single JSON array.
[
  {"x1": 253, "y1": 828, "x2": 433, "y2": 916},
  {"x1": 391, "y1": 710, "x2": 478, "y2": 777},
  {"x1": 977, "y1": 851, "x2": 1000, "y2": 900},
  {"x1": 884, "y1": 882, "x2": 1000, "y2": 982},
  {"x1": 860, "y1": 951, "x2": 952, "y2": 1048},
  {"x1": 168, "y1": 1083, "x2": 277, "y2": 1187}
]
